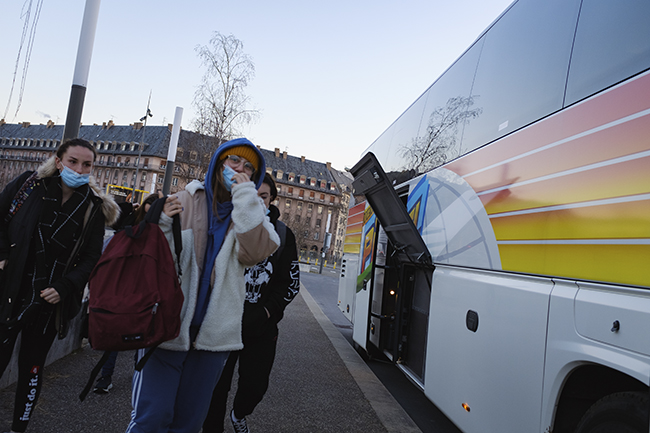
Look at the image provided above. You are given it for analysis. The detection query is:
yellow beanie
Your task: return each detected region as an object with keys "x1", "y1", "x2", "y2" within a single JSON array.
[{"x1": 219, "y1": 146, "x2": 260, "y2": 172}]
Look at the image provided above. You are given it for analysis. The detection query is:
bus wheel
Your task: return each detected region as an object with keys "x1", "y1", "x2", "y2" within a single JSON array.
[{"x1": 575, "y1": 391, "x2": 649, "y2": 433}]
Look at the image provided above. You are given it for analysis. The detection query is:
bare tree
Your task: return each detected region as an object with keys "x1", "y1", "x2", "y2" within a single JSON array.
[
  {"x1": 282, "y1": 214, "x2": 313, "y2": 256},
  {"x1": 400, "y1": 95, "x2": 481, "y2": 174},
  {"x1": 193, "y1": 32, "x2": 259, "y2": 142},
  {"x1": 173, "y1": 131, "x2": 220, "y2": 186}
]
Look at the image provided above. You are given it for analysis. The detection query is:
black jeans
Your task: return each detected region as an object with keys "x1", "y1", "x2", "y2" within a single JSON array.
[
  {"x1": 0, "y1": 310, "x2": 57, "y2": 433},
  {"x1": 203, "y1": 329, "x2": 278, "y2": 432}
]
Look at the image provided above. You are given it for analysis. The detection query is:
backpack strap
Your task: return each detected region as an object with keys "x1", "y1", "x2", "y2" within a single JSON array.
[
  {"x1": 79, "y1": 350, "x2": 113, "y2": 401},
  {"x1": 145, "y1": 197, "x2": 183, "y2": 266},
  {"x1": 4, "y1": 171, "x2": 38, "y2": 224}
]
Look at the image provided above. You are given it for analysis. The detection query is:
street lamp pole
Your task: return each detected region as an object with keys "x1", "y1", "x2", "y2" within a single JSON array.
[{"x1": 130, "y1": 91, "x2": 152, "y2": 203}]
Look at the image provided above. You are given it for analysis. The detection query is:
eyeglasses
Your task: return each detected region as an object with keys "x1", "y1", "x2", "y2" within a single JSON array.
[{"x1": 225, "y1": 155, "x2": 255, "y2": 174}]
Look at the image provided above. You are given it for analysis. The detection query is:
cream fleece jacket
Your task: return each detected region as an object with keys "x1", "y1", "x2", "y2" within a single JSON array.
[{"x1": 158, "y1": 180, "x2": 279, "y2": 352}]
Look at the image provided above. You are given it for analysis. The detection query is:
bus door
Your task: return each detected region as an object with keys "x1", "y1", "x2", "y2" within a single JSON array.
[{"x1": 352, "y1": 152, "x2": 434, "y2": 385}]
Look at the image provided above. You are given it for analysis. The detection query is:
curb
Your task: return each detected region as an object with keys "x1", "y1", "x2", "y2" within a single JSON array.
[{"x1": 300, "y1": 284, "x2": 422, "y2": 433}]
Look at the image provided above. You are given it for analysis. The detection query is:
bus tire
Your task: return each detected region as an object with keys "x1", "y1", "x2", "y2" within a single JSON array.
[{"x1": 574, "y1": 391, "x2": 649, "y2": 433}]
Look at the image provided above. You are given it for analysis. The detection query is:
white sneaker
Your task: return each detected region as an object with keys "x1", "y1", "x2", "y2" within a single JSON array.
[{"x1": 231, "y1": 409, "x2": 250, "y2": 433}]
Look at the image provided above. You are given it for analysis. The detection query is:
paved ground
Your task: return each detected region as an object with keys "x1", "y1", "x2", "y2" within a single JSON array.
[{"x1": 0, "y1": 272, "x2": 421, "y2": 433}]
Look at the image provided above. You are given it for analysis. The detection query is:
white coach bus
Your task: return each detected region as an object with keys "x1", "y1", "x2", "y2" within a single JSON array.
[{"x1": 341, "y1": 0, "x2": 650, "y2": 432}]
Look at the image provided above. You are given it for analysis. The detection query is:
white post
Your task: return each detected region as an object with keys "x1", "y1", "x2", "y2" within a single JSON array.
[
  {"x1": 62, "y1": 0, "x2": 101, "y2": 141},
  {"x1": 162, "y1": 107, "x2": 183, "y2": 195}
]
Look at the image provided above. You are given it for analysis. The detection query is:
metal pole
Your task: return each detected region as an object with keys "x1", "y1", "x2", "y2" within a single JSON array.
[
  {"x1": 162, "y1": 107, "x2": 183, "y2": 196},
  {"x1": 130, "y1": 92, "x2": 152, "y2": 203},
  {"x1": 62, "y1": 0, "x2": 101, "y2": 142}
]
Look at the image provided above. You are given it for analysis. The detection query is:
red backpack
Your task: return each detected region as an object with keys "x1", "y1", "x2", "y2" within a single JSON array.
[{"x1": 80, "y1": 198, "x2": 184, "y2": 400}]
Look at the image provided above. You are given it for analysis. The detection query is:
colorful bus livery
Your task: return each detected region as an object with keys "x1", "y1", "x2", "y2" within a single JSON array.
[
  {"x1": 345, "y1": 0, "x2": 650, "y2": 432},
  {"x1": 425, "y1": 71, "x2": 650, "y2": 288}
]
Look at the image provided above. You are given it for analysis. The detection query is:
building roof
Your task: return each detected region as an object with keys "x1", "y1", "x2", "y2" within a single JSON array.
[
  {"x1": 260, "y1": 148, "x2": 340, "y2": 195},
  {"x1": 0, "y1": 122, "x2": 346, "y2": 196},
  {"x1": 0, "y1": 122, "x2": 206, "y2": 159}
]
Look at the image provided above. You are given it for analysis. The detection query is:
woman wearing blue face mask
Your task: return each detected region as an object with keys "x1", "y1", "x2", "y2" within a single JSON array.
[
  {"x1": 126, "y1": 138, "x2": 280, "y2": 433},
  {"x1": 0, "y1": 138, "x2": 120, "y2": 433}
]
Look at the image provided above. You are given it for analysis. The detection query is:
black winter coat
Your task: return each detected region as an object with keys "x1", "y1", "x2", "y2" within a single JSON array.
[{"x1": 0, "y1": 170, "x2": 107, "y2": 338}]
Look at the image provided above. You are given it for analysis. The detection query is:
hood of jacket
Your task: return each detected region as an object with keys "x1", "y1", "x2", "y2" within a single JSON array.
[
  {"x1": 203, "y1": 138, "x2": 266, "y2": 212},
  {"x1": 37, "y1": 156, "x2": 121, "y2": 226}
]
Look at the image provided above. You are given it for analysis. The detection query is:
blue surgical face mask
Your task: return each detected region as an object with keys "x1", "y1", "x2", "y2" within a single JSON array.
[
  {"x1": 266, "y1": 207, "x2": 270, "y2": 215},
  {"x1": 222, "y1": 164, "x2": 237, "y2": 192},
  {"x1": 60, "y1": 165, "x2": 90, "y2": 188}
]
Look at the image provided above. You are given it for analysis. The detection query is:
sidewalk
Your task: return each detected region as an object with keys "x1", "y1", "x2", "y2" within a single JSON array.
[{"x1": 1, "y1": 281, "x2": 420, "y2": 433}]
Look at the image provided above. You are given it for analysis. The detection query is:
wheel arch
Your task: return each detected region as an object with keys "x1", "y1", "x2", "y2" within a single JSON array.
[{"x1": 552, "y1": 363, "x2": 648, "y2": 433}]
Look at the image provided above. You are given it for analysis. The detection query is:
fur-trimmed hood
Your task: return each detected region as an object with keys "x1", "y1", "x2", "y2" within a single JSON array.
[{"x1": 37, "y1": 156, "x2": 121, "y2": 227}]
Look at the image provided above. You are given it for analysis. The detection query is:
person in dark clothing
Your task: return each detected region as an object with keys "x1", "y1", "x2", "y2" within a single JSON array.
[
  {"x1": 0, "y1": 138, "x2": 119, "y2": 433},
  {"x1": 203, "y1": 173, "x2": 300, "y2": 433}
]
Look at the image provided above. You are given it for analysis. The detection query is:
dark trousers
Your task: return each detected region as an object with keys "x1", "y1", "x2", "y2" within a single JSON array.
[
  {"x1": 203, "y1": 331, "x2": 278, "y2": 433},
  {"x1": 0, "y1": 311, "x2": 57, "y2": 433},
  {"x1": 100, "y1": 350, "x2": 118, "y2": 378}
]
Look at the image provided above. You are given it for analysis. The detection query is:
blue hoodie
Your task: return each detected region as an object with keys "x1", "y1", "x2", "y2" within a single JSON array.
[{"x1": 191, "y1": 138, "x2": 266, "y2": 328}]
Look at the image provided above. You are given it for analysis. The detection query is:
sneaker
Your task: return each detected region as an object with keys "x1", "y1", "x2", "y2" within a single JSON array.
[
  {"x1": 93, "y1": 375, "x2": 113, "y2": 394},
  {"x1": 231, "y1": 409, "x2": 250, "y2": 433}
]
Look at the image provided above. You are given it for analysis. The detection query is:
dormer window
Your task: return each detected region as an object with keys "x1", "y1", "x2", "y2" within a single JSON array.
[
  {"x1": 288, "y1": 172, "x2": 295, "y2": 182},
  {"x1": 310, "y1": 178, "x2": 316, "y2": 186},
  {"x1": 299, "y1": 175, "x2": 306, "y2": 184}
]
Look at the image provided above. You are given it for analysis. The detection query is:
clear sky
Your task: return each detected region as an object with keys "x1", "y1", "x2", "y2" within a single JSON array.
[{"x1": 0, "y1": 0, "x2": 513, "y2": 170}]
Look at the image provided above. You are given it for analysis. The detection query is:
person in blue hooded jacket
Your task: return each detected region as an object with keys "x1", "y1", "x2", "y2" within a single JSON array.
[{"x1": 125, "y1": 139, "x2": 280, "y2": 433}]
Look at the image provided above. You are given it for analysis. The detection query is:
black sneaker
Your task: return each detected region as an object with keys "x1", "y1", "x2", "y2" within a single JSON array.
[
  {"x1": 231, "y1": 410, "x2": 250, "y2": 433},
  {"x1": 93, "y1": 375, "x2": 113, "y2": 394}
]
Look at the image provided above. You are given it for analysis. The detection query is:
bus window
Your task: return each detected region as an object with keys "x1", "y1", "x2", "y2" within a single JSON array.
[{"x1": 565, "y1": 0, "x2": 650, "y2": 106}]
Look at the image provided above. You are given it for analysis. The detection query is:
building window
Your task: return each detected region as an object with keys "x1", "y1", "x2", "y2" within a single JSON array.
[
  {"x1": 314, "y1": 232, "x2": 319, "y2": 240},
  {"x1": 320, "y1": 180, "x2": 326, "y2": 189},
  {"x1": 160, "y1": 162, "x2": 166, "y2": 170},
  {"x1": 310, "y1": 178, "x2": 316, "y2": 186},
  {"x1": 320, "y1": 193, "x2": 325, "y2": 202},
  {"x1": 299, "y1": 175, "x2": 306, "y2": 184},
  {"x1": 276, "y1": 170, "x2": 283, "y2": 180},
  {"x1": 318, "y1": 205, "x2": 323, "y2": 214},
  {"x1": 295, "y1": 215, "x2": 301, "y2": 223},
  {"x1": 172, "y1": 177, "x2": 179, "y2": 186},
  {"x1": 330, "y1": 196, "x2": 335, "y2": 204},
  {"x1": 308, "y1": 203, "x2": 313, "y2": 212},
  {"x1": 288, "y1": 187, "x2": 293, "y2": 196},
  {"x1": 309, "y1": 191, "x2": 315, "y2": 200},
  {"x1": 297, "y1": 202, "x2": 303, "y2": 211},
  {"x1": 142, "y1": 172, "x2": 147, "y2": 181},
  {"x1": 285, "y1": 199, "x2": 292, "y2": 208},
  {"x1": 158, "y1": 175, "x2": 164, "y2": 184},
  {"x1": 190, "y1": 151, "x2": 197, "y2": 161},
  {"x1": 289, "y1": 173, "x2": 295, "y2": 182},
  {"x1": 316, "y1": 219, "x2": 321, "y2": 228}
]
